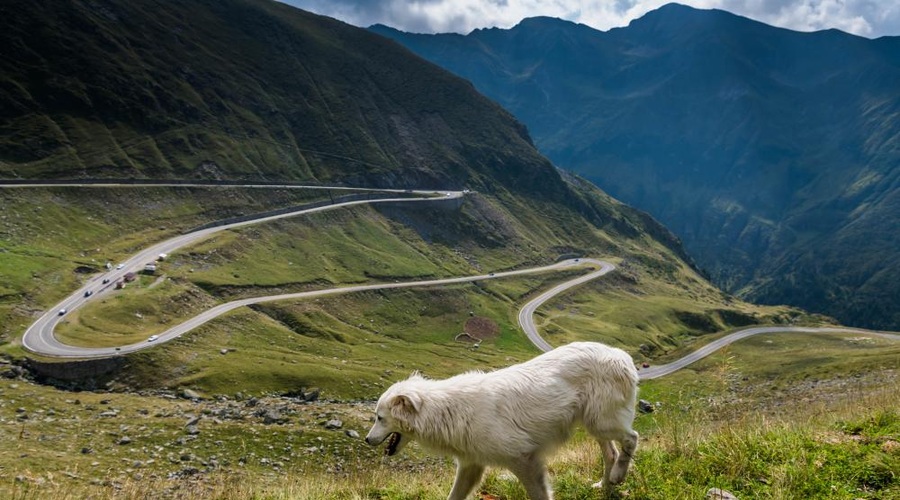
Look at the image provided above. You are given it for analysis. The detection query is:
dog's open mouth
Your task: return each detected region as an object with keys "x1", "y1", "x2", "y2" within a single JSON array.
[{"x1": 385, "y1": 432, "x2": 401, "y2": 456}]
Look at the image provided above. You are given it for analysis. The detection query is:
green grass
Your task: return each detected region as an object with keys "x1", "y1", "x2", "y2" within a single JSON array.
[
  {"x1": 180, "y1": 206, "x2": 468, "y2": 289},
  {"x1": 55, "y1": 276, "x2": 219, "y2": 347},
  {"x1": 5, "y1": 185, "x2": 819, "y2": 402},
  {"x1": 2, "y1": 360, "x2": 896, "y2": 499},
  {"x1": 4, "y1": 186, "x2": 897, "y2": 499},
  {"x1": 646, "y1": 331, "x2": 900, "y2": 415},
  {"x1": 625, "y1": 405, "x2": 900, "y2": 499},
  {"x1": 531, "y1": 260, "x2": 800, "y2": 362},
  {"x1": 97, "y1": 276, "x2": 567, "y2": 400},
  {"x1": 0, "y1": 186, "x2": 333, "y2": 344}
]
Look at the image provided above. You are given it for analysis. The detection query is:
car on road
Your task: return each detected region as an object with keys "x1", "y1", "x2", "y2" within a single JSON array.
[
  {"x1": 58, "y1": 308, "x2": 67, "y2": 316},
  {"x1": 102, "y1": 278, "x2": 110, "y2": 284},
  {"x1": 84, "y1": 290, "x2": 93, "y2": 297},
  {"x1": 116, "y1": 264, "x2": 124, "y2": 270},
  {"x1": 147, "y1": 335, "x2": 159, "y2": 342}
]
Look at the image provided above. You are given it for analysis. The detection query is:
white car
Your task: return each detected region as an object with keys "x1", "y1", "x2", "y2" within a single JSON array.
[
  {"x1": 58, "y1": 308, "x2": 67, "y2": 316},
  {"x1": 147, "y1": 335, "x2": 159, "y2": 342},
  {"x1": 116, "y1": 264, "x2": 125, "y2": 270}
]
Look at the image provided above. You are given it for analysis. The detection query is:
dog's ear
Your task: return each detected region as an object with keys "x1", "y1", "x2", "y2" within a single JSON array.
[{"x1": 389, "y1": 393, "x2": 421, "y2": 420}]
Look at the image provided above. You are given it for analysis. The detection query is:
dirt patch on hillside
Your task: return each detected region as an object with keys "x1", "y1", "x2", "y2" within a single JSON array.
[{"x1": 461, "y1": 316, "x2": 500, "y2": 341}]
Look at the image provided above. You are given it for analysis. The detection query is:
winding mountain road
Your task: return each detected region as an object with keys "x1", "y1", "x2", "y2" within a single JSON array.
[
  {"x1": 636, "y1": 326, "x2": 900, "y2": 380},
  {"x1": 19, "y1": 185, "x2": 465, "y2": 358},
  {"x1": 517, "y1": 259, "x2": 616, "y2": 352},
  {"x1": 518, "y1": 275, "x2": 900, "y2": 380},
  {"x1": 11, "y1": 182, "x2": 898, "y2": 380}
]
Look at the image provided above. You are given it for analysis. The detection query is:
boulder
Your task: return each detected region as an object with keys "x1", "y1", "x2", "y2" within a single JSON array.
[
  {"x1": 303, "y1": 389, "x2": 320, "y2": 402},
  {"x1": 181, "y1": 389, "x2": 202, "y2": 400},
  {"x1": 707, "y1": 488, "x2": 738, "y2": 499},
  {"x1": 261, "y1": 410, "x2": 285, "y2": 425}
]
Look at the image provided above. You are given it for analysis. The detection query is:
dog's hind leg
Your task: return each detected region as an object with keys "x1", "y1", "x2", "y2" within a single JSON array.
[
  {"x1": 590, "y1": 440, "x2": 619, "y2": 493},
  {"x1": 447, "y1": 461, "x2": 484, "y2": 500},
  {"x1": 510, "y1": 454, "x2": 553, "y2": 500},
  {"x1": 608, "y1": 429, "x2": 638, "y2": 485}
]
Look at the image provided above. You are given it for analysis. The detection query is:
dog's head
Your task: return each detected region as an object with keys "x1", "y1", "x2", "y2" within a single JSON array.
[{"x1": 365, "y1": 377, "x2": 423, "y2": 456}]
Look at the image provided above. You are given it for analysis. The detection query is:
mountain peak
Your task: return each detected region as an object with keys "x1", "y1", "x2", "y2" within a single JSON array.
[
  {"x1": 627, "y1": 1, "x2": 738, "y2": 30},
  {"x1": 513, "y1": 16, "x2": 580, "y2": 29},
  {"x1": 369, "y1": 23, "x2": 400, "y2": 34}
]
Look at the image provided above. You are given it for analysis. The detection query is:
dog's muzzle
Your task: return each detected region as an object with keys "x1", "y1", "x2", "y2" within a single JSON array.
[{"x1": 366, "y1": 431, "x2": 402, "y2": 456}]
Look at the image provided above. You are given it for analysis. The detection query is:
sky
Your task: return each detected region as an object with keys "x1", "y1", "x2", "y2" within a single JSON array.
[{"x1": 279, "y1": 0, "x2": 900, "y2": 39}]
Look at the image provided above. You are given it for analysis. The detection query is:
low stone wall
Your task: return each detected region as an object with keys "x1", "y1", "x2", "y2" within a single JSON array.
[{"x1": 26, "y1": 357, "x2": 126, "y2": 390}]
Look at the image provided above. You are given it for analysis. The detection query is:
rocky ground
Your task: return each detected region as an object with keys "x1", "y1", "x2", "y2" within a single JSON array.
[
  {"x1": 0, "y1": 361, "x2": 447, "y2": 496},
  {"x1": 2, "y1": 351, "x2": 896, "y2": 498}
]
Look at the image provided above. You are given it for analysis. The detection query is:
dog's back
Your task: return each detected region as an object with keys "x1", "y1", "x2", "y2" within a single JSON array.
[
  {"x1": 407, "y1": 342, "x2": 637, "y2": 464},
  {"x1": 502, "y1": 342, "x2": 638, "y2": 441}
]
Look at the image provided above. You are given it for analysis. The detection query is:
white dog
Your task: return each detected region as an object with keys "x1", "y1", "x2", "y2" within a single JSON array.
[{"x1": 366, "y1": 342, "x2": 639, "y2": 500}]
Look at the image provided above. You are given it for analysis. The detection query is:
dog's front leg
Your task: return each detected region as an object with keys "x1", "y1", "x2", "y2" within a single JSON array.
[
  {"x1": 447, "y1": 461, "x2": 485, "y2": 500},
  {"x1": 510, "y1": 454, "x2": 553, "y2": 500}
]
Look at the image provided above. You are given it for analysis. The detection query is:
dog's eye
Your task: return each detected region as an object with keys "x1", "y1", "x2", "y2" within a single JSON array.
[{"x1": 376, "y1": 415, "x2": 383, "y2": 422}]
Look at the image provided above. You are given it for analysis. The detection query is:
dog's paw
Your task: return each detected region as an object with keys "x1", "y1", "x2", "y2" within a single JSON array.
[
  {"x1": 592, "y1": 481, "x2": 624, "y2": 499},
  {"x1": 608, "y1": 466, "x2": 629, "y2": 484}
]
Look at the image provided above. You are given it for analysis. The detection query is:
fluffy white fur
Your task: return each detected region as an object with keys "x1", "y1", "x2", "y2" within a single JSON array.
[{"x1": 366, "y1": 342, "x2": 639, "y2": 500}]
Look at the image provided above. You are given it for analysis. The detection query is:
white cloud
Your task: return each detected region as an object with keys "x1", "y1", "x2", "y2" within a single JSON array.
[{"x1": 281, "y1": 0, "x2": 900, "y2": 38}]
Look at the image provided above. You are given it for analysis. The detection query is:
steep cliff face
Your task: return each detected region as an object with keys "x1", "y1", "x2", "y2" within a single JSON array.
[{"x1": 371, "y1": 4, "x2": 900, "y2": 329}]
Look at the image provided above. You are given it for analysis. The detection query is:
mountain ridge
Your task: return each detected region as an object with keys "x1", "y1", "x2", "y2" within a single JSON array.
[
  {"x1": 370, "y1": 2, "x2": 900, "y2": 329},
  {"x1": 0, "y1": 0, "x2": 724, "y2": 356}
]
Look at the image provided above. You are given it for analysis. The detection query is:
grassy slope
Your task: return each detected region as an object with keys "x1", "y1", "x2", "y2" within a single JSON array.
[
  {"x1": 1, "y1": 187, "x2": 896, "y2": 497},
  {"x1": 0, "y1": 0, "x2": 568, "y2": 203},
  {"x1": 2, "y1": 335, "x2": 897, "y2": 499},
  {"x1": 4, "y1": 183, "x2": 764, "y2": 399},
  {"x1": 0, "y1": 186, "x2": 331, "y2": 342}
]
